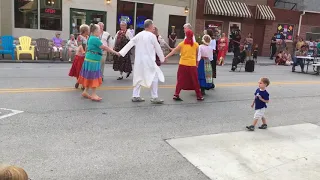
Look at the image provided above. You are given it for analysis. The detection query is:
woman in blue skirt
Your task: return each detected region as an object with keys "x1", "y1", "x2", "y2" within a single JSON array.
[{"x1": 198, "y1": 35, "x2": 214, "y2": 95}]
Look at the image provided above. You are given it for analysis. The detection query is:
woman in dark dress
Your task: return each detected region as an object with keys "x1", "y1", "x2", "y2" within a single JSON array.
[
  {"x1": 169, "y1": 30, "x2": 177, "y2": 48},
  {"x1": 113, "y1": 21, "x2": 133, "y2": 80}
]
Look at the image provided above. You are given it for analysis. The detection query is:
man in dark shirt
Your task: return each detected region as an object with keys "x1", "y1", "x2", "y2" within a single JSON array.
[
  {"x1": 231, "y1": 45, "x2": 246, "y2": 71},
  {"x1": 270, "y1": 33, "x2": 277, "y2": 60},
  {"x1": 232, "y1": 30, "x2": 241, "y2": 57}
]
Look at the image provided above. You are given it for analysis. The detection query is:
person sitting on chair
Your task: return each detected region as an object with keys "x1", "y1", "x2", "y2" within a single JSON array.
[{"x1": 231, "y1": 45, "x2": 246, "y2": 71}]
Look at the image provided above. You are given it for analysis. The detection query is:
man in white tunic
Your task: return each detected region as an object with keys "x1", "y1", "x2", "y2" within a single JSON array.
[{"x1": 119, "y1": 19, "x2": 165, "y2": 104}]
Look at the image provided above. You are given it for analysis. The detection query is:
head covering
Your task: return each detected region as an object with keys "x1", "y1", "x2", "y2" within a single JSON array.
[
  {"x1": 184, "y1": 29, "x2": 194, "y2": 46},
  {"x1": 202, "y1": 35, "x2": 211, "y2": 46}
]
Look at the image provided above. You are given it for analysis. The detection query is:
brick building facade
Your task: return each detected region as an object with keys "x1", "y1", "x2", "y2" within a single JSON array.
[{"x1": 195, "y1": 0, "x2": 320, "y2": 56}]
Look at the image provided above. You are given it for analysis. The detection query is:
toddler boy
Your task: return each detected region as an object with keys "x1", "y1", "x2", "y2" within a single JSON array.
[{"x1": 246, "y1": 77, "x2": 270, "y2": 131}]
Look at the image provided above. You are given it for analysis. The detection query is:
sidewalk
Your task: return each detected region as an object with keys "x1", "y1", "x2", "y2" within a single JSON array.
[{"x1": 0, "y1": 55, "x2": 275, "y2": 65}]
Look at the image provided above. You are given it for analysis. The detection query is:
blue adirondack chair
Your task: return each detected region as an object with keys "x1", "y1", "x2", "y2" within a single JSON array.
[{"x1": 0, "y1": 35, "x2": 15, "y2": 60}]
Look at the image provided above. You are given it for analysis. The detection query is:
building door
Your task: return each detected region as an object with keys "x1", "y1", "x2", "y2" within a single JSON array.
[
  {"x1": 70, "y1": 8, "x2": 107, "y2": 37},
  {"x1": 253, "y1": 24, "x2": 265, "y2": 56},
  {"x1": 228, "y1": 22, "x2": 241, "y2": 36}
]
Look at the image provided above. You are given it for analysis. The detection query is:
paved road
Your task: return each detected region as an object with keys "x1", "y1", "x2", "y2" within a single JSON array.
[{"x1": 0, "y1": 63, "x2": 319, "y2": 180}]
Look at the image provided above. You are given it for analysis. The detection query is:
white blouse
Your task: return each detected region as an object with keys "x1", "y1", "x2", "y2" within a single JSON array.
[{"x1": 198, "y1": 44, "x2": 213, "y2": 61}]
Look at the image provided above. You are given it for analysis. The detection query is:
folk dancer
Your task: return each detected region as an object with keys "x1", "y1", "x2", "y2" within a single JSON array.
[
  {"x1": 69, "y1": 24, "x2": 89, "y2": 89},
  {"x1": 165, "y1": 29, "x2": 204, "y2": 101},
  {"x1": 98, "y1": 22, "x2": 113, "y2": 81},
  {"x1": 197, "y1": 35, "x2": 214, "y2": 95},
  {"x1": 113, "y1": 21, "x2": 133, "y2": 80},
  {"x1": 118, "y1": 19, "x2": 165, "y2": 104},
  {"x1": 78, "y1": 24, "x2": 120, "y2": 101}
]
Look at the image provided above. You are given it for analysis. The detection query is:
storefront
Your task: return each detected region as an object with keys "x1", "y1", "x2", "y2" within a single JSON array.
[
  {"x1": 6, "y1": 0, "x2": 190, "y2": 41},
  {"x1": 196, "y1": 0, "x2": 277, "y2": 56},
  {"x1": 196, "y1": 0, "x2": 320, "y2": 56}
]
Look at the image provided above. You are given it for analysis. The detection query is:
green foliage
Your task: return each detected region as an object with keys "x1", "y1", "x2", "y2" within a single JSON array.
[{"x1": 195, "y1": 34, "x2": 203, "y2": 44}]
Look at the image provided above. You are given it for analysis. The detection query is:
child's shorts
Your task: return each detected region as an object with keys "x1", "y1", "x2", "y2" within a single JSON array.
[{"x1": 254, "y1": 108, "x2": 266, "y2": 120}]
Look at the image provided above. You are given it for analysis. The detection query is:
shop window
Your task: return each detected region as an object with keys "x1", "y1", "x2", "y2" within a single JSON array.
[
  {"x1": 276, "y1": 24, "x2": 294, "y2": 40},
  {"x1": 205, "y1": 20, "x2": 223, "y2": 36},
  {"x1": 40, "y1": 0, "x2": 62, "y2": 31},
  {"x1": 14, "y1": 0, "x2": 38, "y2": 29},
  {"x1": 135, "y1": 3, "x2": 154, "y2": 34},
  {"x1": 70, "y1": 9, "x2": 107, "y2": 36},
  {"x1": 168, "y1": 15, "x2": 186, "y2": 39},
  {"x1": 116, "y1": 1, "x2": 153, "y2": 34},
  {"x1": 306, "y1": 27, "x2": 320, "y2": 41},
  {"x1": 117, "y1": 0, "x2": 135, "y2": 31}
]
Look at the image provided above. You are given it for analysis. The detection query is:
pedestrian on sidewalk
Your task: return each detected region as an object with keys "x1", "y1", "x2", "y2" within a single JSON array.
[
  {"x1": 270, "y1": 33, "x2": 277, "y2": 60},
  {"x1": 118, "y1": 19, "x2": 166, "y2": 104},
  {"x1": 78, "y1": 24, "x2": 120, "y2": 101},
  {"x1": 69, "y1": 24, "x2": 89, "y2": 90},
  {"x1": 165, "y1": 29, "x2": 204, "y2": 101},
  {"x1": 246, "y1": 77, "x2": 270, "y2": 131}
]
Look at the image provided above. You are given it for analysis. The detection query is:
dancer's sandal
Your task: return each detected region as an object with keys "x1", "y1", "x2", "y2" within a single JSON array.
[
  {"x1": 91, "y1": 96, "x2": 102, "y2": 102},
  {"x1": 82, "y1": 93, "x2": 91, "y2": 99}
]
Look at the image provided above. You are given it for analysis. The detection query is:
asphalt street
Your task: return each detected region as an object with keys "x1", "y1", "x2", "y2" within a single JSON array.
[{"x1": 0, "y1": 62, "x2": 319, "y2": 180}]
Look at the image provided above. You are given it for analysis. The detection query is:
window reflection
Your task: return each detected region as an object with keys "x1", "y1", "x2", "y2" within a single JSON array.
[
  {"x1": 14, "y1": 0, "x2": 38, "y2": 29},
  {"x1": 40, "y1": 0, "x2": 62, "y2": 30}
]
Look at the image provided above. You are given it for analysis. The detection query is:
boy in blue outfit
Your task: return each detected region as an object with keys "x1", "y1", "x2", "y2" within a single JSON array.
[{"x1": 246, "y1": 77, "x2": 270, "y2": 131}]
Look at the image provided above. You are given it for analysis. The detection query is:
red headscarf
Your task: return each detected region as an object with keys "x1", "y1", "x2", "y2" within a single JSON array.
[{"x1": 184, "y1": 29, "x2": 194, "y2": 46}]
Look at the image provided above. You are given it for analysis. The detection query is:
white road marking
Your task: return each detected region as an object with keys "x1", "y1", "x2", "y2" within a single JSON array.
[{"x1": 0, "y1": 108, "x2": 24, "y2": 120}]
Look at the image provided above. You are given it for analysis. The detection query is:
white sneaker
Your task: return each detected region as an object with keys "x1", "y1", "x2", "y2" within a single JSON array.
[
  {"x1": 150, "y1": 98, "x2": 164, "y2": 104},
  {"x1": 69, "y1": 58, "x2": 71, "y2": 62}
]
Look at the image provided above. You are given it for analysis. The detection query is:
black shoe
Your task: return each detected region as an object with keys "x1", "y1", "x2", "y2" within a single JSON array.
[
  {"x1": 173, "y1": 95, "x2": 183, "y2": 101},
  {"x1": 258, "y1": 124, "x2": 268, "y2": 129},
  {"x1": 81, "y1": 86, "x2": 85, "y2": 91},
  {"x1": 117, "y1": 76, "x2": 123, "y2": 80},
  {"x1": 102, "y1": 78, "x2": 104, "y2": 82},
  {"x1": 75, "y1": 83, "x2": 79, "y2": 89},
  {"x1": 292, "y1": 66, "x2": 295, "y2": 72},
  {"x1": 126, "y1": 72, "x2": 131, "y2": 78},
  {"x1": 246, "y1": 125, "x2": 255, "y2": 131}
]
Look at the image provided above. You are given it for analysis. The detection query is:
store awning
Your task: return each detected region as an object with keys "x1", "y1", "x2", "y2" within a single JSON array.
[
  {"x1": 255, "y1": 5, "x2": 276, "y2": 20},
  {"x1": 204, "y1": 0, "x2": 252, "y2": 18}
]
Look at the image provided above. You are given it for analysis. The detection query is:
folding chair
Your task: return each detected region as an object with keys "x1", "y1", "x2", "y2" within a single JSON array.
[{"x1": 238, "y1": 60, "x2": 246, "y2": 72}]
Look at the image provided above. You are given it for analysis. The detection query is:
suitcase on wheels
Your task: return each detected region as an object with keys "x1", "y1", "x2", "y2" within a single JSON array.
[{"x1": 245, "y1": 60, "x2": 255, "y2": 72}]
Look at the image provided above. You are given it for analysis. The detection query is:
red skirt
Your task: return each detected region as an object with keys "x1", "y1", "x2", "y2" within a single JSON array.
[
  {"x1": 69, "y1": 55, "x2": 85, "y2": 79},
  {"x1": 176, "y1": 64, "x2": 200, "y2": 90}
]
